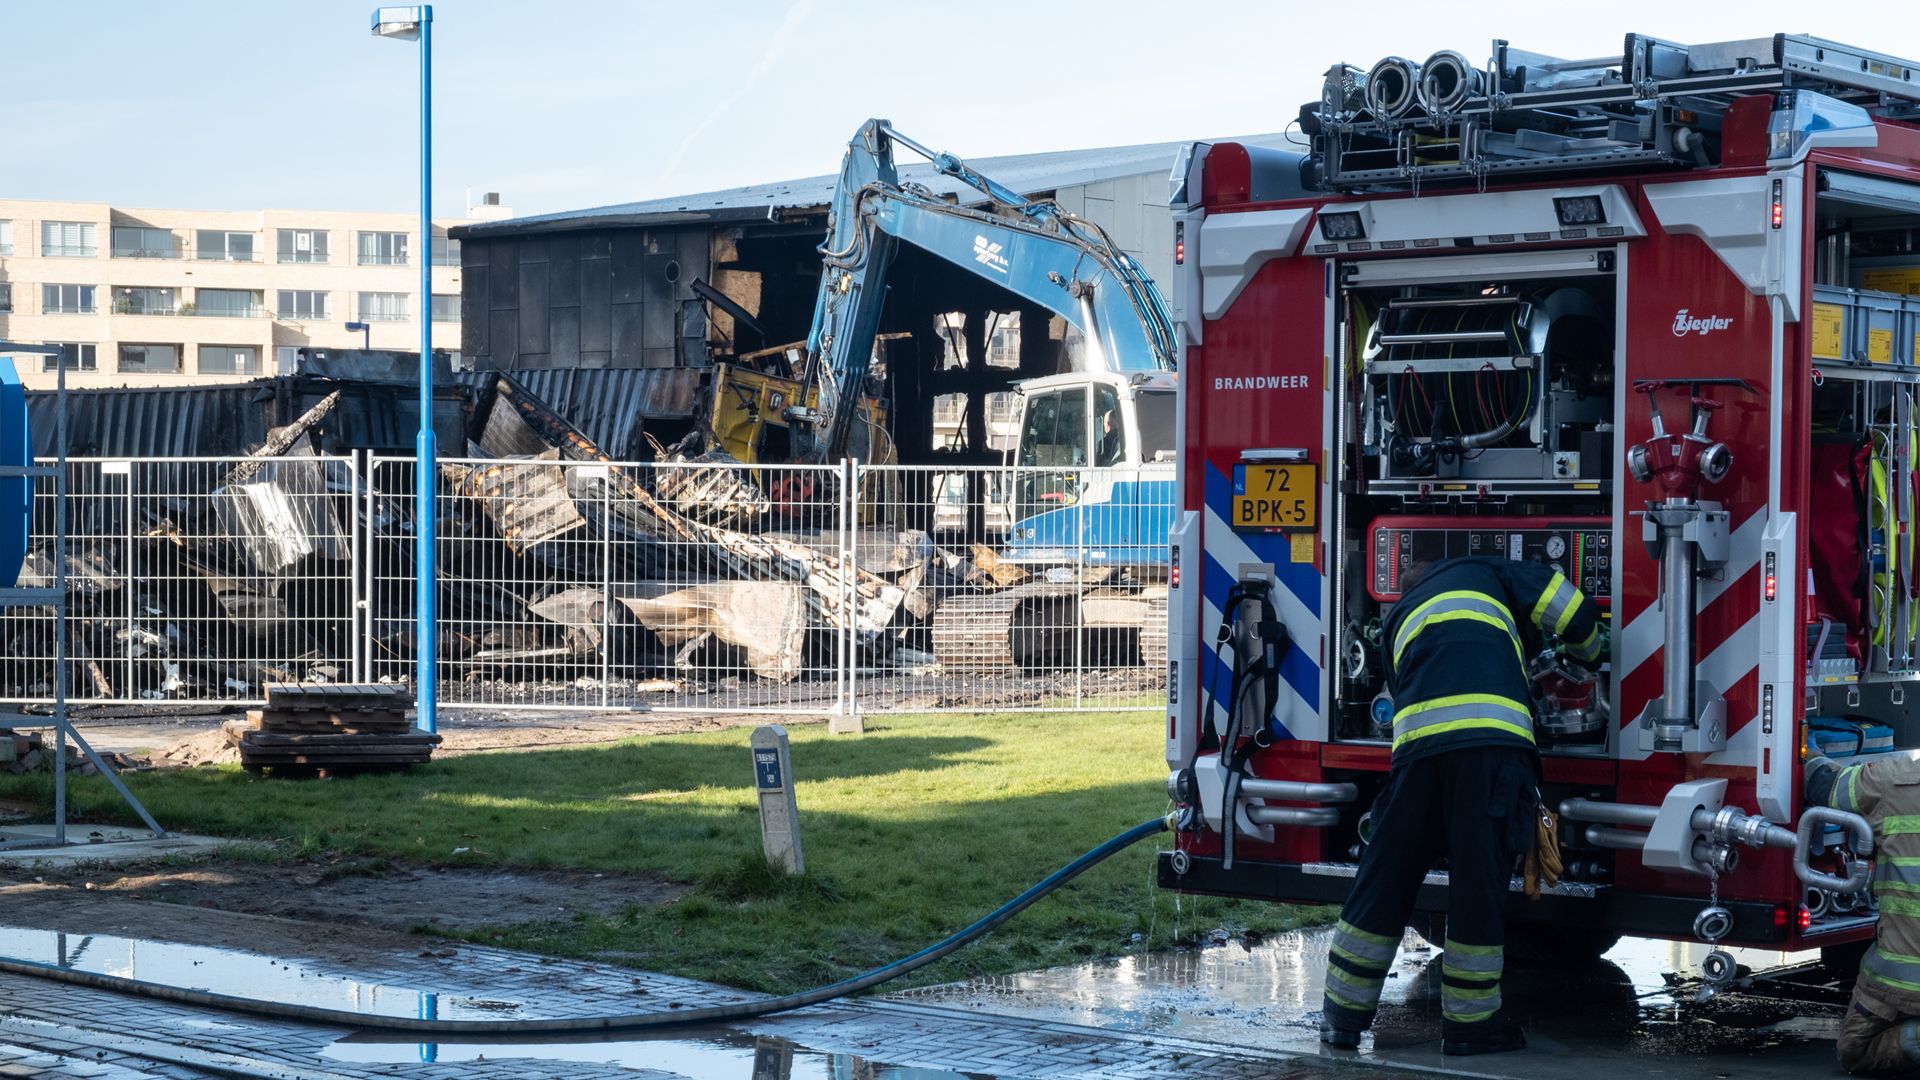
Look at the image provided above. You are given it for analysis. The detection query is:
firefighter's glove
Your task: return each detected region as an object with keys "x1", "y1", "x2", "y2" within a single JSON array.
[{"x1": 1523, "y1": 802, "x2": 1562, "y2": 901}]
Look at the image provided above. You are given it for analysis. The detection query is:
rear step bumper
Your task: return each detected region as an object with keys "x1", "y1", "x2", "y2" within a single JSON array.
[{"x1": 1158, "y1": 851, "x2": 1797, "y2": 947}]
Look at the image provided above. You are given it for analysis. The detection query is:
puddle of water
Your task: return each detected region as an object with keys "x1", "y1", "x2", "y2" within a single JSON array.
[
  {"x1": 325, "y1": 1032, "x2": 978, "y2": 1078},
  {"x1": 0, "y1": 924, "x2": 519, "y2": 1021},
  {"x1": 889, "y1": 927, "x2": 1841, "y2": 1079}
]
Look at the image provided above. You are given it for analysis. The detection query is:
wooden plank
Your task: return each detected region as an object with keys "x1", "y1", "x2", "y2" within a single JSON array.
[{"x1": 239, "y1": 731, "x2": 441, "y2": 747}]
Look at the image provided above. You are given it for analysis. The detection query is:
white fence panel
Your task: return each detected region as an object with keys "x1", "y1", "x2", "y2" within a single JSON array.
[
  {"x1": 0, "y1": 456, "x2": 361, "y2": 705},
  {"x1": 1, "y1": 453, "x2": 1172, "y2": 716},
  {"x1": 850, "y1": 463, "x2": 1168, "y2": 714}
]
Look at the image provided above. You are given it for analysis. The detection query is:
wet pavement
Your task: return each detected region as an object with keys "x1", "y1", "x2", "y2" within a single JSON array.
[
  {"x1": 889, "y1": 926, "x2": 1854, "y2": 1078},
  {"x1": 0, "y1": 917, "x2": 1354, "y2": 1079},
  {"x1": 0, "y1": 912, "x2": 1866, "y2": 1077}
]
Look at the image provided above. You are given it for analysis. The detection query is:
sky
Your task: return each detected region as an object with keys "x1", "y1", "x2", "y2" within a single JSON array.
[{"x1": 2, "y1": 1, "x2": 1915, "y2": 219}]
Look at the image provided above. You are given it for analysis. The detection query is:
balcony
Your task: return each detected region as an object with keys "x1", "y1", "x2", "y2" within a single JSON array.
[
  {"x1": 195, "y1": 250, "x2": 260, "y2": 263},
  {"x1": 42, "y1": 304, "x2": 94, "y2": 316},
  {"x1": 111, "y1": 301, "x2": 181, "y2": 316},
  {"x1": 277, "y1": 251, "x2": 330, "y2": 265},
  {"x1": 358, "y1": 255, "x2": 409, "y2": 266},
  {"x1": 42, "y1": 245, "x2": 96, "y2": 258},
  {"x1": 357, "y1": 312, "x2": 409, "y2": 322},
  {"x1": 191, "y1": 304, "x2": 265, "y2": 318},
  {"x1": 112, "y1": 243, "x2": 182, "y2": 260}
]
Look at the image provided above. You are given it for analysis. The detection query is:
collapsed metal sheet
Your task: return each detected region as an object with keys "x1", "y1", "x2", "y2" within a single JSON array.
[{"x1": 616, "y1": 581, "x2": 808, "y2": 682}]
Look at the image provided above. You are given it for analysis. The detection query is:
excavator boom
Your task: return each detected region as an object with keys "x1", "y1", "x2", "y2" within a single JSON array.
[{"x1": 798, "y1": 118, "x2": 1177, "y2": 462}]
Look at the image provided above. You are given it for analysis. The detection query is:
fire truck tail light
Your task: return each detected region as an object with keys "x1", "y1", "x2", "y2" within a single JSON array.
[
  {"x1": 1175, "y1": 223, "x2": 1186, "y2": 265},
  {"x1": 1553, "y1": 195, "x2": 1606, "y2": 226},
  {"x1": 1764, "y1": 552, "x2": 1778, "y2": 602},
  {"x1": 1798, "y1": 906, "x2": 1812, "y2": 931},
  {"x1": 1771, "y1": 178, "x2": 1785, "y2": 230}
]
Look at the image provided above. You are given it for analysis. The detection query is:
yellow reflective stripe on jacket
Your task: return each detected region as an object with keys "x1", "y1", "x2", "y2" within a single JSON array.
[
  {"x1": 1391, "y1": 590, "x2": 1523, "y2": 669},
  {"x1": 1567, "y1": 622, "x2": 1604, "y2": 663},
  {"x1": 1833, "y1": 764, "x2": 1866, "y2": 815},
  {"x1": 1531, "y1": 571, "x2": 1582, "y2": 635},
  {"x1": 1392, "y1": 693, "x2": 1534, "y2": 750}
]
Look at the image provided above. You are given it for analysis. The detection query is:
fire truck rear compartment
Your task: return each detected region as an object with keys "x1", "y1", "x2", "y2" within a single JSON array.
[{"x1": 1334, "y1": 262, "x2": 1619, "y2": 754}]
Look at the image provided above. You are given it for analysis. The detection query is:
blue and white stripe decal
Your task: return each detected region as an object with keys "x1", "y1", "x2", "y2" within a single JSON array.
[{"x1": 1198, "y1": 462, "x2": 1326, "y2": 741}]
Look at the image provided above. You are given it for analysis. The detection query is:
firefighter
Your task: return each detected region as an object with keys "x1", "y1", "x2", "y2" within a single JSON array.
[
  {"x1": 1806, "y1": 743, "x2": 1920, "y2": 1073},
  {"x1": 1321, "y1": 555, "x2": 1605, "y2": 1056}
]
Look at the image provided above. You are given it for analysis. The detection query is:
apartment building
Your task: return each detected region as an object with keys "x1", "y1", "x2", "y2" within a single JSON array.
[{"x1": 0, "y1": 198, "x2": 470, "y2": 389}]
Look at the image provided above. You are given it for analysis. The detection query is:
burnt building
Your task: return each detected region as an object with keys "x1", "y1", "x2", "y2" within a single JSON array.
[{"x1": 449, "y1": 132, "x2": 1286, "y2": 463}]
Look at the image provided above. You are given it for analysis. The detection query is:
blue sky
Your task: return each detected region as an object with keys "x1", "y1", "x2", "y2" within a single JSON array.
[{"x1": 1, "y1": 1, "x2": 1910, "y2": 217}]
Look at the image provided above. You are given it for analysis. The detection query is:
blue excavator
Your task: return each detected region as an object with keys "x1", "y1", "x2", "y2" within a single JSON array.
[{"x1": 788, "y1": 119, "x2": 1181, "y2": 671}]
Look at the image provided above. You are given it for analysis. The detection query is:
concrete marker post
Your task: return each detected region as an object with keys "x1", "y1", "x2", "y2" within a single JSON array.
[{"x1": 751, "y1": 725, "x2": 804, "y2": 875}]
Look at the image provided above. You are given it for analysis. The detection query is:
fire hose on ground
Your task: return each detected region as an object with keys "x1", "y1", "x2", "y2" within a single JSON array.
[{"x1": 0, "y1": 815, "x2": 1176, "y2": 1036}]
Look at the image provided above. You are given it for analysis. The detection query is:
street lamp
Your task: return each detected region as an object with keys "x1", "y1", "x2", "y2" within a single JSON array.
[
  {"x1": 343, "y1": 321, "x2": 372, "y2": 350},
  {"x1": 371, "y1": 4, "x2": 437, "y2": 734}
]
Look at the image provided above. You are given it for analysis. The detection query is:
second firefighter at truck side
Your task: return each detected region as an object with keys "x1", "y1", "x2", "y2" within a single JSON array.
[
  {"x1": 1320, "y1": 555, "x2": 1606, "y2": 1057},
  {"x1": 1807, "y1": 744, "x2": 1920, "y2": 1073}
]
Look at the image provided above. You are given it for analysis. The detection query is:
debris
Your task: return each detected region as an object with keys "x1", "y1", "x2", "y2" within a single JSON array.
[{"x1": 617, "y1": 581, "x2": 808, "y2": 682}]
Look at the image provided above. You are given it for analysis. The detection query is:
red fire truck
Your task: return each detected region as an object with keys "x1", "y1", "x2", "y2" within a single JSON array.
[{"x1": 1161, "y1": 33, "x2": 1920, "y2": 977}]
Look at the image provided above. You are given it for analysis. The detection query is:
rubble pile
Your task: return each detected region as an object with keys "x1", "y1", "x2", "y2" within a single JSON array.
[{"x1": 1, "y1": 373, "x2": 1149, "y2": 705}]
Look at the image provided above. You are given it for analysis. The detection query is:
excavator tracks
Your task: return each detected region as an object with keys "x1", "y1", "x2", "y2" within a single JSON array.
[
  {"x1": 932, "y1": 583, "x2": 1167, "y2": 674},
  {"x1": 931, "y1": 583, "x2": 1083, "y2": 673}
]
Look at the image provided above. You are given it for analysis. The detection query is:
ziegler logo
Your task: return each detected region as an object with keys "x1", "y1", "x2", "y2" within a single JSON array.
[
  {"x1": 1672, "y1": 309, "x2": 1734, "y2": 337},
  {"x1": 973, "y1": 235, "x2": 1008, "y2": 274}
]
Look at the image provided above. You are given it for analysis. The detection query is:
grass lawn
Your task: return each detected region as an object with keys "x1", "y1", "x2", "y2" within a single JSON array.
[{"x1": 0, "y1": 709, "x2": 1329, "y2": 993}]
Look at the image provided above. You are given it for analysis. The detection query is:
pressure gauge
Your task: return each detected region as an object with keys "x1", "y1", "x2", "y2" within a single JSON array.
[{"x1": 1546, "y1": 535, "x2": 1567, "y2": 560}]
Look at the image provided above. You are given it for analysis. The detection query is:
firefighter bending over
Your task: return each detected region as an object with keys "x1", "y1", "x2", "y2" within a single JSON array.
[
  {"x1": 1320, "y1": 555, "x2": 1605, "y2": 1056},
  {"x1": 1807, "y1": 745, "x2": 1920, "y2": 1073}
]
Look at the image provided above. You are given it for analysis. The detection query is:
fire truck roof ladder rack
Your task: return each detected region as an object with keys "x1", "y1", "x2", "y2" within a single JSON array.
[{"x1": 1308, "y1": 33, "x2": 1920, "y2": 192}]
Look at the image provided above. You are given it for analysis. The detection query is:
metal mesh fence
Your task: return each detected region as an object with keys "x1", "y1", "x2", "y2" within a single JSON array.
[
  {"x1": 849, "y1": 463, "x2": 1170, "y2": 713},
  {"x1": 369, "y1": 456, "x2": 858, "y2": 713},
  {"x1": 3, "y1": 454, "x2": 1169, "y2": 714},
  {"x1": 0, "y1": 457, "x2": 361, "y2": 704}
]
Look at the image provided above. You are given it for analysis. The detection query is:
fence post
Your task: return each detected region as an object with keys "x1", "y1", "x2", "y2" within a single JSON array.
[
  {"x1": 348, "y1": 452, "x2": 363, "y2": 686},
  {"x1": 600, "y1": 464, "x2": 612, "y2": 709},
  {"x1": 121, "y1": 461, "x2": 135, "y2": 701},
  {"x1": 830, "y1": 458, "x2": 863, "y2": 734}
]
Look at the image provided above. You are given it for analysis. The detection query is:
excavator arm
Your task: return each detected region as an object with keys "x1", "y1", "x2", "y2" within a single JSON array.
[{"x1": 797, "y1": 118, "x2": 1177, "y2": 462}]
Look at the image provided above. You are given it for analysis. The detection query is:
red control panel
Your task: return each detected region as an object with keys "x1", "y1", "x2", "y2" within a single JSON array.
[{"x1": 1368, "y1": 515, "x2": 1613, "y2": 604}]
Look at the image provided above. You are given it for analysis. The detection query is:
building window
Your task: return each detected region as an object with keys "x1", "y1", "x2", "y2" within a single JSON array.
[
  {"x1": 42, "y1": 284, "x2": 96, "y2": 315},
  {"x1": 112, "y1": 286, "x2": 177, "y2": 315},
  {"x1": 198, "y1": 345, "x2": 260, "y2": 376},
  {"x1": 111, "y1": 226, "x2": 178, "y2": 259},
  {"x1": 357, "y1": 231, "x2": 408, "y2": 266},
  {"x1": 195, "y1": 229, "x2": 255, "y2": 262},
  {"x1": 275, "y1": 346, "x2": 301, "y2": 374},
  {"x1": 277, "y1": 290, "x2": 328, "y2": 320},
  {"x1": 430, "y1": 294, "x2": 460, "y2": 322},
  {"x1": 276, "y1": 228, "x2": 330, "y2": 264},
  {"x1": 431, "y1": 234, "x2": 461, "y2": 266},
  {"x1": 358, "y1": 291, "x2": 409, "y2": 322},
  {"x1": 0, "y1": 283, "x2": 10, "y2": 313},
  {"x1": 118, "y1": 343, "x2": 181, "y2": 373},
  {"x1": 42, "y1": 221, "x2": 97, "y2": 258},
  {"x1": 195, "y1": 289, "x2": 262, "y2": 318},
  {"x1": 0, "y1": 220, "x2": 12, "y2": 256},
  {"x1": 42, "y1": 343, "x2": 98, "y2": 373}
]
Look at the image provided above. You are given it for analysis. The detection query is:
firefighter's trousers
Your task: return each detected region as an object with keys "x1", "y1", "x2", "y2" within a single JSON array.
[
  {"x1": 1322, "y1": 746, "x2": 1536, "y2": 1038},
  {"x1": 1840, "y1": 976, "x2": 1920, "y2": 1073}
]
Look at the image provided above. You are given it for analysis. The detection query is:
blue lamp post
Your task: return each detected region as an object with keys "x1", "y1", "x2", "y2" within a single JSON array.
[{"x1": 371, "y1": 5, "x2": 437, "y2": 733}]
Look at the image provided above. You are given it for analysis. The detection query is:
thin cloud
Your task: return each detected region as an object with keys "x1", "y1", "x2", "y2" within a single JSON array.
[{"x1": 646, "y1": 0, "x2": 816, "y2": 196}]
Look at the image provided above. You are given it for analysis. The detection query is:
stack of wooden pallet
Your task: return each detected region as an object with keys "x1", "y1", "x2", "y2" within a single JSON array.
[{"x1": 223, "y1": 683, "x2": 439, "y2": 777}]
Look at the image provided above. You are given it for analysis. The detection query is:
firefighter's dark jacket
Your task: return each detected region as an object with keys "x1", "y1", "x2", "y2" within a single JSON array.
[{"x1": 1383, "y1": 556, "x2": 1604, "y2": 765}]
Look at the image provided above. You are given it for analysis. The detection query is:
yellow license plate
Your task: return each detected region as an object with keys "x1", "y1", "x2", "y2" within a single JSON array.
[{"x1": 1231, "y1": 463, "x2": 1318, "y2": 531}]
